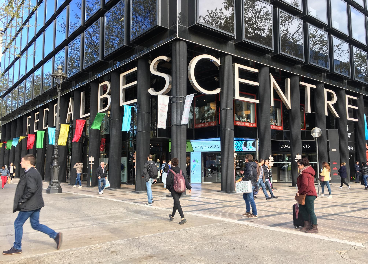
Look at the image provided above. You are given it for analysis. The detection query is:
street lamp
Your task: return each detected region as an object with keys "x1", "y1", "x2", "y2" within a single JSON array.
[
  {"x1": 311, "y1": 127, "x2": 322, "y2": 195},
  {"x1": 46, "y1": 65, "x2": 67, "y2": 194}
]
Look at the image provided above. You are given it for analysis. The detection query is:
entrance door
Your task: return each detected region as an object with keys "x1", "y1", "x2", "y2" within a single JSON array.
[{"x1": 202, "y1": 153, "x2": 221, "y2": 183}]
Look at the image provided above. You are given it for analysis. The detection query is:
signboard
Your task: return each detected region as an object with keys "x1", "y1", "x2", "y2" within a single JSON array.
[{"x1": 190, "y1": 152, "x2": 202, "y2": 183}]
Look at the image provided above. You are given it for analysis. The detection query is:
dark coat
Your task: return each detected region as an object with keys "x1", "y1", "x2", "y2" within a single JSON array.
[
  {"x1": 297, "y1": 166, "x2": 317, "y2": 197},
  {"x1": 263, "y1": 165, "x2": 272, "y2": 179},
  {"x1": 13, "y1": 167, "x2": 44, "y2": 213},
  {"x1": 142, "y1": 160, "x2": 156, "y2": 182},
  {"x1": 166, "y1": 166, "x2": 191, "y2": 191},
  {"x1": 96, "y1": 166, "x2": 107, "y2": 178},
  {"x1": 242, "y1": 161, "x2": 258, "y2": 187},
  {"x1": 362, "y1": 164, "x2": 368, "y2": 176},
  {"x1": 338, "y1": 166, "x2": 348, "y2": 178}
]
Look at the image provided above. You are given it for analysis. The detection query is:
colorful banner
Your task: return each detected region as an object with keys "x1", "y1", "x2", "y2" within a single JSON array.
[
  {"x1": 72, "y1": 119, "x2": 86, "y2": 142},
  {"x1": 122, "y1": 105, "x2": 132, "y2": 132},
  {"x1": 48, "y1": 127, "x2": 56, "y2": 145},
  {"x1": 12, "y1": 137, "x2": 19, "y2": 147},
  {"x1": 27, "y1": 134, "x2": 36, "y2": 150},
  {"x1": 58, "y1": 124, "x2": 70, "y2": 146},
  {"x1": 0, "y1": 143, "x2": 2, "y2": 148},
  {"x1": 19, "y1": 136, "x2": 26, "y2": 142},
  {"x1": 6, "y1": 140, "x2": 12, "y2": 150},
  {"x1": 181, "y1": 94, "x2": 194, "y2": 125},
  {"x1": 91, "y1": 113, "x2": 106, "y2": 130},
  {"x1": 36, "y1": 131, "x2": 45, "y2": 148},
  {"x1": 157, "y1": 95, "x2": 170, "y2": 129},
  {"x1": 365, "y1": 114, "x2": 368, "y2": 140},
  {"x1": 100, "y1": 138, "x2": 106, "y2": 152}
]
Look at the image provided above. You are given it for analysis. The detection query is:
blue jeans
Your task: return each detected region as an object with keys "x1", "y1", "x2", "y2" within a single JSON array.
[
  {"x1": 76, "y1": 173, "x2": 81, "y2": 186},
  {"x1": 363, "y1": 175, "x2": 368, "y2": 187},
  {"x1": 146, "y1": 179, "x2": 153, "y2": 204},
  {"x1": 243, "y1": 187, "x2": 257, "y2": 216},
  {"x1": 257, "y1": 179, "x2": 270, "y2": 198},
  {"x1": 14, "y1": 209, "x2": 57, "y2": 250},
  {"x1": 98, "y1": 178, "x2": 106, "y2": 192},
  {"x1": 264, "y1": 180, "x2": 274, "y2": 197},
  {"x1": 321, "y1": 181, "x2": 331, "y2": 195}
]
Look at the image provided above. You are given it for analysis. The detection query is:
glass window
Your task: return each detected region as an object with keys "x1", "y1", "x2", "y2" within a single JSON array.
[
  {"x1": 270, "y1": 100, "x2": 282, "y2": 130},
  {"x1": 84, "y1": 20, "x2": 100, "y2": 69},
  {"x1": 11, "y1": 89, "x2": 18, "y2": 110},
  {"x1": 36, "y1": 1, "x2": 45, "y2": 33},
  {"x1": 27, "y1": 43, "x2": 35, "y2": 72},
  {"x1": 19, "y1": 55, "x2": 26, "y2": 79},
  {"x1": 13, "y1": 60, "x2": 19, "y2": 83},
  {"x1": 25, "y1": 74, "x2": 33, "y2": 103},
  {"x1": 6, "y1": 94, "x2": 12, "y2": 114},
  {"x1": 56, "y1": 8, "x2": 67, "y2": 47},
  {"x1": 34, "y1": 67, "x2": 42, "y2": 97},
  {"x1": 353, "y1": 0, "x2": 365, "y2": 8},
  {"x1": 243, "y1": 0, "x2": 273, "y2": 49},
  {"x1": 307, "y1": 0, "x2": 327, "y2": 23},
  {"x1": 8, "y1": 66, "x2": 14, "y2": 87},
  {"x1": 21, "y1": 26, "x2": 28, "y2": 50},
  {"x1": 351, "y1": 7, "x2": 366, "y2": 44},
  {"x1": 43, "y1": 59, "x2": 53, "y2": 91},
  {"x1": 46, "y1": 0, "x2": 55, "y2": 22},
  {"x1": 85, "y1": 0, "x2": 101, "y2": 21},
  {"x1": 353, "y1": 47, "x2": 368, "y2": 83},
  {"x1": 308, "y1": 24, "x2": 329, "y2": 69},
  {"x1": 67, "y1": 36, "x2": 81, "y2": 77},
  {"x1": 332, "y1": 36, "x2": 350, "y2": 76},
  {"x1": 330, "y1": 0, "x2": 348, "y2": 35},
  {"x1": 18, "y1": 82, "x2": 25, "y2": 107},
  {"x1": 104, "y1": 1, "x2": 125, "y2": 56},
  {"x1": 28, "y1": 15, "x2": 36, "y2": 41},
  {"x1": 300, "y1": 105, "x2": 305, "y2": 130},
  {"x1": 44, "y1": 22, "x2": 54, "y2": 57},
  {"x1": 279, "y1": 0, "x2": 302, "y2": 10},
  {"x1": 69, "y1": 0, "x2": 82, "y2": 36},
  {"x1": 55, "y1": 48, "x2": 66, "y2": 72},
  {"x1": 194, "y1": 95, "x2": 218, "y2": 128},
  {"x1": 234, "y1": 93, "x2": 257, "y2": 127},
  {"x1": 57, "y1": 0, "x2": 65, "y2": 9},
  {"x1": 279, "y1": 10, "x2": 304, "y2": 60},
  {"x1": 15, "y1": 34, "x2": 21, "y2": 56},
  {"x1": 131, "y1": 0, "x2": 157, "y2": 40},
  {"x1": 34, "y1": 34, "x2": 43, "y2": 66}
]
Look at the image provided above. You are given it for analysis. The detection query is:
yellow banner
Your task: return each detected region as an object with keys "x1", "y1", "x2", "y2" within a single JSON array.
[
  {"x1": 19, "y1": 136, "x2": 26, "y2": 142},
  {"x1": 0, "y1": 143, "x2": 2, "y2": 148},
  {"x1": 58, "y1": 124, "x2": 70, "y2": 146}
]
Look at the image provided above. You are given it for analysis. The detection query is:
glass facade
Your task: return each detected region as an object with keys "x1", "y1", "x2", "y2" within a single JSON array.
[
  {"x1": 104, "y1": 0, "x2": 125, "y2": 56},
  {"x1": 131, "y1": 0, "x2": 157, "y2": 40},
  {"x1": 353, "y1": 47, "x2": 368, "y2": 83},
  {"x1": 308, "y1": 24, "x2": 329, "y2": 69},
  {"x1": 307, "y1": 0, "x2": 327, "y2": 24},
  {"x1": 84, "y1": 19, "x2": 101, "y2": 69},
  {"x1": 69, "y1": 0, "x2": 82, "y2": 36},
  {"x1": 351, "y1": 6, "x2": 366, "y2": 44},
  {"x1": 332, "y1": 36, "x2": 350, "y2": 76}
]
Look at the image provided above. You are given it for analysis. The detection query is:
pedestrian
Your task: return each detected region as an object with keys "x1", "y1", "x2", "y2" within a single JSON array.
[
  {"x1": 142, "y1": 154, "x2": 158, "y2": 205},
  {"x1": 73, "y1": 162, "x2": 83, "y2": 188},
  {"x1": 297, "y1": 158, "x2": 318, "y2": 233},
  {"x1": 256, "y1": 159, "x2": 272, "y2": 200},
  {"x1": 263, "y1": 160, "x2": 277, "y2": 198},
  {"x1": 338, "y1": 162, "x2": 350, "y2": 189},
  {"x1": 361, "y1": 162, "x2": 368, "y2": 190},
  {"x1": 242, "y1": 154, "x2": 258, "y2": 218},
  {"x1": 161, "y1": 160, "x2": 170, "y2": 189},
  {"x1": 1, "y1": 165, "x2": 9, "y2": 189},
  {"x1": 9, "y1": 162, "x2": 16, "y2": 183},
  {"x1": 96, "y1": 162, "x2": 107, "y2": 195},
  {"x1": 2, "y1": 154, "x2": 62, "y2": 255},
  {"x1": 166, "y1": 158, "x2": 192, "y2": 225},
  {"x1": 320, "y1": 162, "x2": 332, "y2": 198},
  {"x1": 355, "y1": 161, "x2": 361, "y2": 183},
  {"x1": 156, "y1": 159, "x2": 161, "y2": 180}
]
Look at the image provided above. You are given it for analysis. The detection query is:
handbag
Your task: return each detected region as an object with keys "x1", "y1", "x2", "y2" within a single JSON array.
[
  {"x1": 7, "y1": 176, "x2": 11, "y2": 184},
  {"x1": 319, "y1": 175, "x2": 325, "y2": 182},
  {"x1": 295, "y1": 193, "x2": 306, "y2": 205},
  {"x1": 105, "y1": 178, "x2": 110, "y2": 188},
  {"x1": 236, "y1": 181, "x2": 252, "y2": 193}
]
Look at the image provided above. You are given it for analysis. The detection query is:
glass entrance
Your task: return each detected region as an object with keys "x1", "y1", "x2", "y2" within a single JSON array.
[{"x1": 202, "y1": 153, "x2": 221, "y2": 183}]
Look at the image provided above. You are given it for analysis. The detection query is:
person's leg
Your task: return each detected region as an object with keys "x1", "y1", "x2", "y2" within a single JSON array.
[
  {"x1": 98, "y1": 178, "x2": 102, "y2": 192},
  {"x1": 320, "y1": 181, "x2": 325, "y2": 194},
  {"x1": 343, "y1": 178, "x2": 349, "y2": 187},
  {"x1": 305, "y1": 196, "x2": 317, "y2": 225},
  {"x1": 243, "y1": 193, "x2": 250, "y2": 213},
  {"x1": 325, "y1": 181, "x2": 332, "y2": 195},
  {"x1": 162, "y1": 173, "x2": 167, "y2": 189},
  {"x1": 248, "y1": 192, "x2": 257, "y2": 216},
  {"x1": 146, "y1": 180, "x2": 152, "y2": 204},
  {"x1": 176, "y1": 193, "x2": 184, "y2": 218},
  {"x1": 364, "y1": 175, "x2": 368, "y2": 187},
  {"x1": 1, "y1": 176, "x2": 5, "y2": 188},
  {"x1": 340, "y1": 178, "x2": 343, "y2": 187},
  {"x1": 259, "y1": 181, "x2": 270, "y2": 198},
  {"x1": 13, "y1": 211, "x2": 33, "y2": 250},
  {"x1": 101, "y1": 178, "x2": 106, "y2": 190},
  {"x1": 265, "y1": 180, "x2": 274, "y2": 197},
  {"x1": 76, "y1": 173, "x2": 81, "y2": 186},
  {"x1": 171, "y1": 190, "x2": 179, "y2": 217},
  {"x1": 29, "y1": 209, "x2": 57, "y2": 239}
]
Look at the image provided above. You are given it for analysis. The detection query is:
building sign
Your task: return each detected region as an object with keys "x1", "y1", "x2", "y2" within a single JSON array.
[{"x1": 190, "y1": 152, "x2": 202, "y2": 183}]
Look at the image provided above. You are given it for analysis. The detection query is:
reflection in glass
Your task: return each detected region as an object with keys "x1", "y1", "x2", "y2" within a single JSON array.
[
  {"x1": 104, "y1": 0, "x2": 125, "y2": 56},
  {"x1": 19, "y1": 55, "x2": 26, "y2": 78},
  {"x1": 11, "y1": 89, "x2": 18, "y2": 110},
  {"x1": 15, "y1": 35, "x2": 21, "y2": 55},
  {"x1": 131, "y1": 0, "x2": 157, "y2": 40},
  {"x1": 280, "y1": 0, "x2": 302, "y2": 10},
  {"x1": 18, "y1": 82, "x2": 25, "y2": 107},
  {"x1": 243, "y1": 0, "x2": 272, "y2": 48},
  {"x1": 29, "y1": 14, "x2": 36, "y2": 40},
  {"x1": 69, "y1": 0, "x2": 82, "y2": 36},
  {"x1": 308, "y1": 24, "x2": 329, "y2": 69},
  {"x1": 353, "y1": 0, "x2": 365, "y2": 7},
  {"x1": 27, "y1": 43, "x2": 35, "y2": 73},
  {"x1": 330, "y1": 0, "x2": 348, "y2": 35},
  {"x1": 351, "y1": 7, "x2": 366, "y2": 44},
  {"x1": 13, "y1": 60, "x2": 19, "y2": 83},
  {"x1": 8, "y1": 67, "x2": 13, "y2": 87},
  {"x1": 197, "y1": 0, "x2": 234, "y2": 34},
  {"x1": 270, "y1": 100, "x2": 282, "y2": 128},
  {"x1": 55, "y1": 48, "x2": 66, "y2": 72},
  {"x1": 67, "y1": 36, "x2": 81, "y2": 77},
  {"x1": 57, "y1": 0, "x2": 65, "y2": 9},
  {"x1": 36, "y1": 1, "x2": 45, "y2": 33},
  {"x1": 279, "y1": 11, "x2": 303, "y2": 59},
  {"x1": 25, "y1": 74, "x2": 33, "y2": 103},
  {"x1": 234, "y1": 94, "x2": 256, "y2": 127},
  {"x1": 85, "y1": 0, "x2": 101, "y2": 21},
  {"x1": 44, "y1": 22, "x2": 54, "y2": 56},
  {"x1": 43, "y1": 59, "x2": 53, "y2": 91},
  {"x1": 34, "y1": 67, "x2": 42, "y2": 98},
  {"x1": 353, "y1": 47, "x2": 368, "y2": 83},
  {"x1": 6, "y1": 95, "x2": 12, "y2": 114},
  {"x1": 333, "y1": 36, "x2": 350, "y2": 76},
  {"x1": 21, "y1": 26, "x2": 28, "y2": 50},
  {"x1": 84, "y1": 20, "x2": 100, "y2": 68},
  {"x1": 34, "y1": 34, "x2": 43, "y2": 65},
  {"x1": 307, "y1": 0, "x2": 327, "y2": 23},
  {"x1": 56, "y1": 8, "x2": 67, "y2": 47},
  {"x1": 194, "y1": 95, "x2": 217, "y2": 128},
  {"x1": 46, "y1": 0, "x2": 55, "y2": 22}
]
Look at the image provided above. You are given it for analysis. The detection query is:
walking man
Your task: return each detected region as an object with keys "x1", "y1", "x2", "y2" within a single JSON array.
[
  {"x1": 73, "y1": 162, "x2": 83, "y2": 188},
  {"x1": 361, "y1": 162, "x2": 368, "y2": 190},
  {"x1": 96, "y1": 162, "x2": 107, "y2": 194},
  {"x1": 3, "y1": 154, "x2": 62, "y2": 255},
  {"x1": 142, "y1": 154, "x2": 157, "y2": 205},
  {"x1": 9, "y1": 162, "x2": 15, "y2": 183},
  {"x1": 256, "y1": 159, "x2": 272, "y2": 200}
]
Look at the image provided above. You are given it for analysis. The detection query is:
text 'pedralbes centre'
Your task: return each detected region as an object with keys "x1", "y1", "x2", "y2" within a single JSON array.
[{"x1": 1, "y1": 0, "x2": 368, "y2": 192}]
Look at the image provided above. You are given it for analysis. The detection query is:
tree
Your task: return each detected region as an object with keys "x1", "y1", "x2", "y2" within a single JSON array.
[{"x1": 198, "y1": 0, "x2": 234, "y2": 34}]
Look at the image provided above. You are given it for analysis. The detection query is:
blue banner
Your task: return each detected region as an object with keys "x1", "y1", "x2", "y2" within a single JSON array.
[
  {"x1": 190, "y1": 152, "x2": 202, "y2": 183},
  {"x1": 48, "y1": 127, "x2": 56, "y2": 145},
  {"x1": 122, "y1": 105, "x2": 132, "y2": 132},
  {"x1": 12, "y1": 138, "x2": 19, "y2": 147},
  {"x1": 365, "y1": 114, "x2": 368, "y2": 140}
]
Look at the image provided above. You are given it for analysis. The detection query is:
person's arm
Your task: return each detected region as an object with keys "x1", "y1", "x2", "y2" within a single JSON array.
[{"x1": 19, "y1": 173, "x2": 37, "y2": 203}]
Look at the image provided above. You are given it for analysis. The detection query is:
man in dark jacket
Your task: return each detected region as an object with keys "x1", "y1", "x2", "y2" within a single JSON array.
[
  {"x1": 355, "y1": 161, "x2": 361, "y2": 183},
  {"x1": 242, "y1": 154, "x2": 258, "y2": 218},
  {"x1": 3, "y1": 154, "x2": 62, "y2": 255},
  {"x1": 96, "y1": 162, "x2": 107, "y2": 194},
  {"x1": 142, "y1": 155, "x2": 157, "y2": 205},
  {"x1": 361, "y1": 162, "x2": 368, "y2": 190}
]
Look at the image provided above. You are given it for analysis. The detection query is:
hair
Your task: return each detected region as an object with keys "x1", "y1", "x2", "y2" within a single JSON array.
[
  {"x1": 322, "y1": 162, "x2": 330, "y2": 172},
  {"x1": 297, "y1": 157, "x2": 310, "y2": 167},
  {"x1": 171, "y1": 158, "x2": 179, "y2": 167},
  {"x1": 162, "y1": 159, "x2": 166, "y2": 163},
  {"x1": 259, "y1": 159, "x2": 264, "y2": 164},
  {"x1": 341, "y1": 162, "x2": 346, "y2": 166},
  {"x1": 148, "y1": 154, "x2": 153, "y2": 159},
  {"x1": 23, "y1": 154, "x2": 36, "y2": 166},
  {"x1": 245, "y1": 154, "x2": 253, "y2": 162},
  {"x1": 1, "y1": 165, "x2": 4, "y2": 168}
]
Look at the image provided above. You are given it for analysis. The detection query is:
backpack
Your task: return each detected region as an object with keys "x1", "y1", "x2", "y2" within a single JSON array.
[
  {"x1": 148, "y1": 162, "x2": 158, "y2": 178},
  {"x1": 170, "y1": 169, "x2": 186, "y2": 193}
]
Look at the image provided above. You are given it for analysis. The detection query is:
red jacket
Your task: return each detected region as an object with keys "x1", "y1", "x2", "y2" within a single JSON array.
[{"x1": 297, "y1": 166, "x2": 317, "y2": 197}]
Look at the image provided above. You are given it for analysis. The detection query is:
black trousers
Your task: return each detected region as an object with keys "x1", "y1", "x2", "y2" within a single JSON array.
[
  {"x1": 340, "y1": 178, "x2": 349, "y2": 187},
  {"x1": 171, "y1": 190, "x2": 184, "y2": 218}
]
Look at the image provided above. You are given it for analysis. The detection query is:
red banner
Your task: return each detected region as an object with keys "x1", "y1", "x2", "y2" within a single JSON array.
[
  {"x1": 72, "y1": 119, "x2": 86, "y2": 142},
  {"x1": 100, "y1": 138, "x2": 106, "y2": 152},
  {"x1": 27, "y1": 134, "x2": 35, "y2": 150}
]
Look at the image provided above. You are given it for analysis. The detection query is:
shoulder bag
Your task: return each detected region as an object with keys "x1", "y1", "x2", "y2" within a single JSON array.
[{"x1": 295, "y1": 193, "x2": 306, "y2": 205}]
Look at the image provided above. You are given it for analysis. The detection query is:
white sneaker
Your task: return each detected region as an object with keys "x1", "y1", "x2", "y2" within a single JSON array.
[
  {"x1": 78, "y1": 186, "x2": 82, "y2": 188},
  {"x1": 101, "y1": 190, "x2": 104, "y2": 194},
  {"x1": 348, "y1": 186, "x2": 350, "y2": 189},
  {"x1": 339, "y1": 187, "x2": 342, "y2": 189},
  {"x1": 99, "y1": 191, "x2": 102, "y2": 195},
  {"x1": 321, "y1": 194, "x2": 324, "y2": 197},
  {"x1": 328, "y1": 195, "x2": 332, "y2": 199},
  {"x1": 73, "y1": 185, "x2": 76, "y2": 188}
]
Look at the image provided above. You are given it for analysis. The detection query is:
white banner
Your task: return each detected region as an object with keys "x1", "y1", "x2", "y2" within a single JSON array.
[
  {"x1": 181, "y1": 94, "x2": 195, "y2": 125},
  {"x1": 157, "y1": 95, "x2": 170, "y2": 129}
]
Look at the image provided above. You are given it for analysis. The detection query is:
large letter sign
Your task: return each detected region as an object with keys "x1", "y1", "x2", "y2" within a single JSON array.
[
  {"x1": 234, "y1": 63, "x2": 259, "y2": 103},
  {"x1": 120, "y1": 67, "x2": 138, "y2": 105},
  {"x1": 66, "y1": 98, "x2": 74, "y2": 123},
  {"x1": 324, "y1": 89, "x2": 339, "y2": 117},
  {"x1": 34, "y1": 112, "x2": 39, "y2": 132},
  {"x1": 300, "y1": 82, "x2": 316, "y2": 113},
  {"x1": 98, "y1": 81, "x2": 111, "y2": 113},
  {"x1": 270, "y1": 74, "x2": 291, "y2": 110},
  {"x1": 148, "y1": 56, "x2": 172, "y2": 95},
  {"x1": 43, "y1": 108, "x2": 49, "y2": 129},
  {"x1": 346, "y1": 94, "x2": 358, "y2": 122},
  {"x1": 80, "y1": 91, "x2": 90, "y2": 118}
]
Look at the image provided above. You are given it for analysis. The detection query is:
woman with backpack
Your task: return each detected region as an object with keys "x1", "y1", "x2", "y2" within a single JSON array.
[{"x1": 166, "y1": 158, "x2": 191, "y2": 225}]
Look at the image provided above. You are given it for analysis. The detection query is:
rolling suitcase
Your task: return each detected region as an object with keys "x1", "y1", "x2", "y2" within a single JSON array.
[{"x1": 293, "y1": 203, "x2": 304, "y2": 228}]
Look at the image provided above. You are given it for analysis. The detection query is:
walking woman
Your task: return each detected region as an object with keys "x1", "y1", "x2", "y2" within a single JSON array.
[
  {"x1": 320, "y1": 162, "x2": 332, "y2": 198},
  {"x1": 166, "y1": 158, "x2": 191, "y2": 225},
  {"x1": 338, "y1": 162, "x2": 350, "y2": 189},
  {"x1": 297, "y1": 158, "x2": 318, "y2": 233}
]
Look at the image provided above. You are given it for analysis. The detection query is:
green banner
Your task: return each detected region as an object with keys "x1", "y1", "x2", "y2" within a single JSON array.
[
  {"x1": 36, "y1": 131, "x2": 45, "y2": 149},
  {"x1": 6, "y1": 140, "x2": 12, "y2": 150},
  {"x1": 169, "y1": 141, "x2": 193, "y2": 152},
  {"x1": 91, "y1": 113, "x2": 106, "y2": 130}
]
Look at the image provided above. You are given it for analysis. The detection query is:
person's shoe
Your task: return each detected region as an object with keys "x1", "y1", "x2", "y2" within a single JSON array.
[
  {"x1": 242, "y1": 212, "x2": 251, "y2": 216},
  {"x1": 78, "y1": 186, "x2": 82, "y2": 188},
  {"x1": 166, "y1": 194, "x2": 172, "y2": 197},
  {"x1": 305, "y1": 224, "x2": 318, "y2": 233},
  {"x1": 248, "y1": 214, "x2": 258, "y2": 218},
  {"x1": 348, "y1": 186, "x2": 350, "y2": 189},
  {"x1": 266, "y1": 197, "x2": 272, "y2": 200},
  {"x1": 54, "y1": 233, "x2": 62, "y2": 250},
  {"x1": 339, "y1": 186, "x2": 342, "y2": 189},
  {"x1": 365, "y1": 187, "x2": 368, "y2": 190},
  {"x1": 2, "y1": 247, "x2": 22, "y2": 255},
  {"x1": 253, "y1": 196, "x2": 257, "y2": 199},
  {"x1": 328, "y1": 195, "x2": 332, "y2": 199},
  {"x1": 179, "y1": 218, "x2": 187, "y2": 225},
  {"x1": 73, "y1": 185, "x2": 76, "y2": 188},
  {"x1": 321, "y1": 194, "x2": 324, "y2": 197},
  {"x1": 146, "y1": 203, "x2": 152, "y2": 206},
  {"x1": 101, "y1": 190, "x2": 104, "y2": 194},
  {"x1": 299, "y1": 221, "x2": 310, "y2": 232},
  {"x1": 169, "y1": 214, "x2": 174, "y2": 221},
  {"x1": 271, "y1": 195, "x2": 278, "y2": 199},
  {"x1": 99, "y1": 192, "x2": 102, "y2": 195}
]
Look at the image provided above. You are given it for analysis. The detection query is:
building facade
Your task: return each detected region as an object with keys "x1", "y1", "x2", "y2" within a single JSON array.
[{"x1": 1, "y1": 0, "x2": 368, "y2": 192}]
